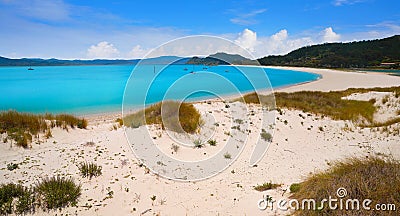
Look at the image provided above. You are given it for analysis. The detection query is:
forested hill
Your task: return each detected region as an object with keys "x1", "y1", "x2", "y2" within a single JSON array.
[{"x1": 257, "y1": 35, "x2": 400, "y2": 68}]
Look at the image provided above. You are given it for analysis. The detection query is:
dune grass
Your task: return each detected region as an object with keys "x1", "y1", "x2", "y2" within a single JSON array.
[
  {"x1": 254, "y1": 182, "x2": 281, "y2": 191},
  {"x1": 238, "y1": 86, "x2": 400, "y2": 126},
  {"x1": 0, "y1": 110, "x2": 87, "y2": 148},
  {"x1": 124, "y1": 101, "x2": 202, "y2": 134},
  {"x1": 78, "y1": 162, "x2": 102, "y2": 179},
  {"x1": 0, "y1": 176, "x2": 81, "y2": 214},
  {"x1": 35, "y1": 176, "x2": 81, "y2": 210},
  {"x1": 0, "y1": 183, "x2": 35, "y2": 215},
  {"x1": 291, "y1": 157, "x2": 400, "y2": 215}
]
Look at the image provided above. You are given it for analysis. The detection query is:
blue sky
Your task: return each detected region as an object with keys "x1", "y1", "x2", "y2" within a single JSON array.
[{"x1": 0, "y1": 0, "x2": 399, "y2": 59}]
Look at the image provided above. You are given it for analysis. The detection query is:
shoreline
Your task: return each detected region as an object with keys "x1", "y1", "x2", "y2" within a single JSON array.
[{"x1": 83, "y1": 66, "x2": 400, "y2": 121}]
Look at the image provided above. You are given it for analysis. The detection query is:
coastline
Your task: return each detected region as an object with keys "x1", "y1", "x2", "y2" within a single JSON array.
[{"x1": 84, "y1": 66, "x2": 400, "y2": 121}]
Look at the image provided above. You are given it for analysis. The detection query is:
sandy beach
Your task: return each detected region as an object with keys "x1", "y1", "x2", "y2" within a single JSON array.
[{"x1": 1, "y1": 67, "x2": 400, "y2": 215}]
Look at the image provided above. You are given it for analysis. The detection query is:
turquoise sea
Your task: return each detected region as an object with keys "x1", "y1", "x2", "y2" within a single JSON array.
[{"x1": 0, "y1": 65, "x2": 320, "y2": 114}]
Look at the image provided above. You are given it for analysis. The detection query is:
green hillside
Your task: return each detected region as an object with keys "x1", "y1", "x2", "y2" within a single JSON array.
[{"x1": 257, "y1": 35, "x2": 400, "y2": 68}]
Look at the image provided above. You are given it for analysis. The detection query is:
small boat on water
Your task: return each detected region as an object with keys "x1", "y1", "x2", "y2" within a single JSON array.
[{"x1": 28, "y1": 67, "x2": 34, "y2": 70}]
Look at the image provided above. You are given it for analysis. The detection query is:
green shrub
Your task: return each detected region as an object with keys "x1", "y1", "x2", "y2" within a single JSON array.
[
  {"x1": 254, "y1": 182, "x2": 281, "y2": 191},
  {"x1": 35, "y1": 176, "x2": 81, "y2": 210},
  {"x1": 78, "y1": 162, "x2": 102, "y2": 179}
]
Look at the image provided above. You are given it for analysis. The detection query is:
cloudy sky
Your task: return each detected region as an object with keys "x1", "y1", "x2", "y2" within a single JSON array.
[{"x1": 0, "y1": 0, "x2": 399, "y2": 59}]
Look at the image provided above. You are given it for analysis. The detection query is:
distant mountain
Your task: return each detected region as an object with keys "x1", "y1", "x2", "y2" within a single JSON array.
[
  {"x1": 186, "y1": 52, "x2": 258, "y2": 65},
  {"x1": 257, "y1": 35, "x2": 400, "y2": 68},
  {"x1": 0, "y1": 56, "x2": 190, "y2": 66}
]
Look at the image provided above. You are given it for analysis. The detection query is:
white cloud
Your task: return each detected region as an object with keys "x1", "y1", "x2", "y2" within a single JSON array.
[
  {"x1": 333, "y1": 0, "x2": 366, "y2": 6},
  {"x1": 321, "y1": 27, "x2": 341, "y2": 42},
  {"x1": 234, "y1": 29, "x2": 258, "y2": 52},
  {"x1": 127, "y1": 45, "x2": 151, "y2": 59},
  {"x1": 230, "y1": 9, "x2": 266, "y2": 25},
  {"x1": 271, "y1": 29, "x2": 288, "y2": 42},
  {"x1": 87, "y1": 41, "x2": 119, "y2": 59}
]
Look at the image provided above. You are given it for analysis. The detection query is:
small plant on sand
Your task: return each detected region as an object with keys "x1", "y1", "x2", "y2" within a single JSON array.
[
  {"x1": 254, "y1": 182, "x2": 281, "y2": 191},
  {"x1": 171, "y1": 143, "x2": 179, "y2": 153},
  {"x1": 193, "y1": 139, "x2": 204, "y2": 148},
  {"x1": 260, "y1": 129, "x2": 272, "y2": 142},
  {"x1": 207, "y1": 139, "x2": 217, "y2": 146},
  {"x1": 224, "y1": 152, "x2": 232, "y2": 159},
  {"x1": 7, "y1": 163, "x2": 18, "y2": 171},
  {"x1": 78, "y1": 162, "x2": 102, "y2": 179},
  {"x1": 35, "y1": 176, "x2": 81, "y2": 210}
]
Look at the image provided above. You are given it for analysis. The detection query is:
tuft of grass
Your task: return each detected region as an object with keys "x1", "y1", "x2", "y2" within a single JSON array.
[
  {"x1": 35, "y1": 176, "x2": 81, "y2": 210},
  {"x1": 193, "y1": 139, "x2": 204, "y2": 148},
  {"x1": 7, "y1": 163, "x2": 18, "y2": 171},
  {"x1": 233, "y1": 92, "x2": 276, "y2": 108},
  {"x1": 171, "y1": 143, "x2": 179, "y2": 153},
  {"x1": 254, "y1": 182, "x2": 281, "y2": 191},
  {"x1": 207, "y1": 139, "x2": 217, "y2": 146},
  {"x1": 78, "y1": 162, "x2": 102, "y2": 179},
  {"x1": 0, "y1": 111, "x2": 87, "y2": 148},
  {"x1": 260, "y1": 129, "x2": 273, "y2": 142},
  {"x1": 124, "y1": 101, "x2": 201, "y2": 134},
  {"x1": 291, "y1": 156, "x2": 400, "y2": 215},
  {"x1": 0, "y1": 183, "x2": 35, "y2": 215},
  {"x1": 223, "y1": 152, "x2": 232, "y2": 159}
]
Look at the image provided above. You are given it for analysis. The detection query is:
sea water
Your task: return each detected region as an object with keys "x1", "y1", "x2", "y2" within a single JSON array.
[{"x1": 0, "y1": 65, "x2": 320, "y2": 114}]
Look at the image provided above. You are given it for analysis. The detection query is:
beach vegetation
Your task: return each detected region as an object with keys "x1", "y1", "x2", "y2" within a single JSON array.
[
  {"x1": 0, "y1": 183, "x2": 35, "y2": 215},
  {"x1": 223, "y1": 152, "x2": 232, "y2": 159},
  {"x1": 115, "y1": 118, "x2": 123, "y2": 126},
  {"x1": 171, "y1": 143, "x2": 179, "y2": 153},
  {"x1": 36, "y1": 176, "x2": 81, "y2": 210},
  {"x1": 207, "y1": 139, "x2": 217, "y2": 146},
  {"x1": 193, "y1": 139, "x2": 203, "y2": 148},
  {"x1": 123, "y1": 101, "x2": 201, "y2": 134},
  {"x1": 291, "y1": 156, "x2": 400, "y2": 215},
  {"x1": 289, "y1": 183, "x2": 301, "y2": 193},
  {"x1": 78, "y1": 162, "x2": 102, "y2": 179},
  {"x1": 6, "y1": 163, "x2": 18, "y2": 171},
  {"x1": 254, "y1": 182, "x2": 281, "y2": 191},
  {"x1": 238, "y1": 86, "x2": 400, "y2": 126},
  {"x1": 0, "y1": 111, "x2": 87, "y2": 148},
  {"x1": 260, "y1": 129, "x2": 273, "y2": 142}
]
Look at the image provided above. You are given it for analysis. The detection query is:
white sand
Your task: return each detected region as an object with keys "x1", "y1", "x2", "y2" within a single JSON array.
[{"x1": 1, "y1": 67, "x2": 400, "y2": 215}]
